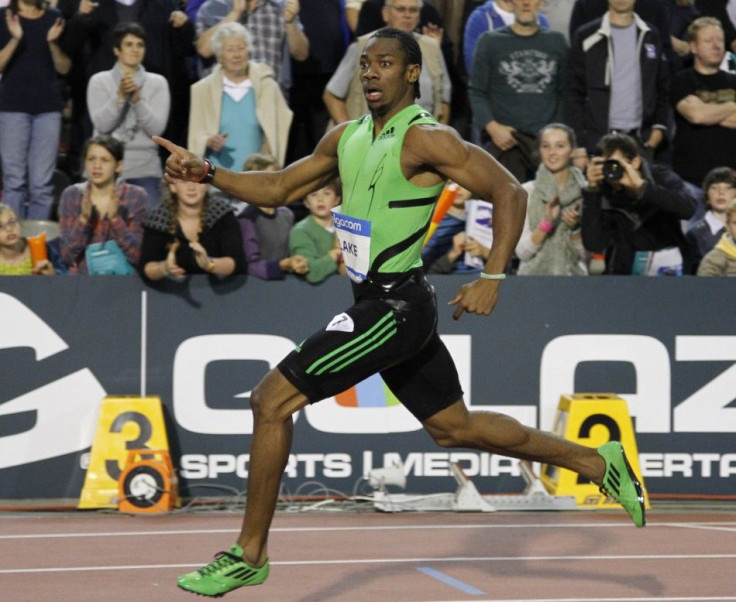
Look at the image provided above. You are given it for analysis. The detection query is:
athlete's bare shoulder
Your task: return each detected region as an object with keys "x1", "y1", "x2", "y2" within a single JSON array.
[{"x1": 403, "y1": 122, "x2": 472, "y2": 171}]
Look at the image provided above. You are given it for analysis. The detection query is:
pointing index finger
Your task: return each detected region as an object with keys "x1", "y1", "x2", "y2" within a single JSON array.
[{"x1": 152, "y1": 136, "x2": 182, "y2": 156}]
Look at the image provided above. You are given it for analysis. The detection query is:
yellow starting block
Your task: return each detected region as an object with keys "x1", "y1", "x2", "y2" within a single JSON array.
[
  {"x1": 540, "y1": 393, "x2": 649, "y2": 510},
  {"x1": 79, "y1": 396, "x2": 175, "y2": 509}
]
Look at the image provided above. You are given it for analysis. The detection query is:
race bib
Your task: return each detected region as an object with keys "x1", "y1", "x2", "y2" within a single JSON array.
[{"x1": 332, "y1": 207, "x2": 372, "y2": 283}]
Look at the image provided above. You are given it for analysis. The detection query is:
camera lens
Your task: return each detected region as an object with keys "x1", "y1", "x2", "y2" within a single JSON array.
[{"x1": 603, "y1": 159, "x2": 623, "y2": 181}]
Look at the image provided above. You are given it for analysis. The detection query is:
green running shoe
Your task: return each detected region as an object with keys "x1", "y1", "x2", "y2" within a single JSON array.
[
  {"x1": 178, "y1": 544, "x2": 269, "y2": 597},
  {"x1": 597, "y1": 441, "x2": 646, "y2": 527}
]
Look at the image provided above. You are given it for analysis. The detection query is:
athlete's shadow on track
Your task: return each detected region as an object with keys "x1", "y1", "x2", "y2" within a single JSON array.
[{"x1": 293, "y1": 517, "x2": 664, "y2": 601}]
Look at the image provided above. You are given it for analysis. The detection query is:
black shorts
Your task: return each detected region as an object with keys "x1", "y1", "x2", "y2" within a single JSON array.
[{"x1": 278, "y1": 269, "x2": 463, "y2": 422}]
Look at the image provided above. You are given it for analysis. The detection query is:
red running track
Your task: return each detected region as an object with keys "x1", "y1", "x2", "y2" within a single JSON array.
[{"x1": 1, "y1": 507, "x2": 735, "y2": 601}]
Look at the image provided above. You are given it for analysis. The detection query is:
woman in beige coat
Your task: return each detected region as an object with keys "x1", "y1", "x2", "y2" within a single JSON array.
[{"x1": 188, "y1": 22, "x2": 293, "y2": 169}]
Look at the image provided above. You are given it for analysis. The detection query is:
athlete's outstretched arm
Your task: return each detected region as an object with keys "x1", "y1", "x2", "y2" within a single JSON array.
[
  {"x1": 153, "y1": 125, "x2": 346, "y2": 207},
  {"x1": 403, "y1": 125, "x2": 527, "y2": 320}
]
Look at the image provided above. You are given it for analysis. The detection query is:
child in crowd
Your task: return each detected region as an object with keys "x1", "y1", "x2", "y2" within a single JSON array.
[
  {"x1": 237, "y1": 153, "x2": 308, "y2": 280},
  {"x1": 0, "y1": 203, "x2": 63, "y2": 275},
  {"x1": 288, "y1": 178, "x2": 346, "y2": 284},
  {"x1": 686, "y1": 167, "x2": 736, "y2": 269},
  {"x1": 58, "y1": 135, "x2": 147, "y2": 274},
  {"x1": 697, "y1": 199, "x2": 736, "y2": 276}
]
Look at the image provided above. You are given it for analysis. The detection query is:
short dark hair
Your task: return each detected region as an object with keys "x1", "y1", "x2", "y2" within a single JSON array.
[
  {"x1": 596, "y1": 133, "x2": 639, "y2": 161},
  {"x1": 82, "y1": 135, "x2": 125, "y2": 165},
  {"x1": 702, "y1": 166, "x2": 736, "y2": 191},
  {"x1": 369, "y1": 27, "x2": 422, "y2": 99},
  {"x1": 113, "y1": 22, "x2": 146, "y2": 49},
  {"x1": 702, "y1": 166, "x2": 736, "y2": 205},
  {"x1": 323, "y1": 177, "x2": 342, "y2": 197}
]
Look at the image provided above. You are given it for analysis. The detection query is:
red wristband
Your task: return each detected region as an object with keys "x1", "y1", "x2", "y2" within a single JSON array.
[{"x1": 194, "y1": 159, "x2": 215, "y2": 184}]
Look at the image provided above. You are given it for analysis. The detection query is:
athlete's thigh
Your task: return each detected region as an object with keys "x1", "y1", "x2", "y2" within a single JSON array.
[
  {"x1": 278, "y1": 296, "x2": 431, "y2": 403},
  {"x1": 380, "y1": 332, "x2": 463, "y2": 423}
]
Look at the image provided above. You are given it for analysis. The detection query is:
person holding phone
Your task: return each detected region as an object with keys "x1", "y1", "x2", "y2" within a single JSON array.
[{"x1": 580, "y1": 132, "x2": 697, "y2": 275}]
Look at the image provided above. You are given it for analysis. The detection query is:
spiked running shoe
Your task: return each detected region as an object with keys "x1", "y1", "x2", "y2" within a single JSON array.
[
  {"x1": 178, "y1": 544, "x2": 269, "y2": 597},
  {"x1": 598, "y1": 441, "x2": 646, "y2": 527}
]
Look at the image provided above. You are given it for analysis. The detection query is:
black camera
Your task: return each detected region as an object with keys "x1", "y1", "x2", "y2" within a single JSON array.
[{"x1": 602, "y1": 159, "x2": 624, "y2": 182}]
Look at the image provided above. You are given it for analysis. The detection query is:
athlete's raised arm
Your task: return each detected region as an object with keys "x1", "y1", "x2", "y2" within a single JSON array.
[{"x1": 153, "y1": 124, "x2": 348, "y2": 208}]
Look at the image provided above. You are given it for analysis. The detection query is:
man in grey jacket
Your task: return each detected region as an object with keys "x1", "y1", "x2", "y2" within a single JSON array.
[{"x1": 87, "y1": 22, "x2": 171, "y2": 210}]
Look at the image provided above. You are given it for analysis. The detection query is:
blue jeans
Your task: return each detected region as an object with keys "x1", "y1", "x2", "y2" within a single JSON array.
[{"x1": 0, "y1": 111, "x2": 61, "y2": 219}]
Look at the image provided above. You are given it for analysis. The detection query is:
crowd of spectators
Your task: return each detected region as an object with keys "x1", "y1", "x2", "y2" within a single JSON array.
[{"x1": 1, "y1": 0, "x2": 735, "y2": 279}]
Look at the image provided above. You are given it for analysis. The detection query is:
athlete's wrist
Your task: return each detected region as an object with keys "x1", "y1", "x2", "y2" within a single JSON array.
[{"x1": 478, "y1": 272, "x2": 506, "y2": 281}]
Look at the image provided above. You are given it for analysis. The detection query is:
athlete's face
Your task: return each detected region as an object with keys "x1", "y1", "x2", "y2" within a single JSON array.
[
  {"x1": 360, "y1": 37, "x2": 419, "y2": 117},
  {"x1": 84, "y1": 144, "x2": 122, "y2": 187}
]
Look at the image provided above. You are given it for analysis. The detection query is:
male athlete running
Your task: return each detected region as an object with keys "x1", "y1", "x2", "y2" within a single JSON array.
[{"x1": 156, "y1": 27, "x2": 645, "y2": 598}]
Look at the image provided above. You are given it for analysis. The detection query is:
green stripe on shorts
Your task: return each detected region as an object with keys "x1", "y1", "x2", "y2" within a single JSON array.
[{"x1": 307, "y1": 311, "x2": 396, "y2": 375}]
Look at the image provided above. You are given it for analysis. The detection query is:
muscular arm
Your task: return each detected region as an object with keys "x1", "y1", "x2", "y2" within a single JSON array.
[
  {"x1": 403, "y1": 125, "x2": 527, "y2": 277},
  {"x1": 155, "y1": 124, "x2": 347, "y2": 206}
]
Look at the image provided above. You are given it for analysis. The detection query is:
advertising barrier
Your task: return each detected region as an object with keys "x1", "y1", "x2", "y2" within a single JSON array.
[{"x1": 0, "y1": 275, "x2": 734, "y2": 501}]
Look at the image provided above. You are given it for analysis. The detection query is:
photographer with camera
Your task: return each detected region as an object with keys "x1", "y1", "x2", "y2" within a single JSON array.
[{"x1": 581, "y1": 133, "x2": 697, "y2": 275}]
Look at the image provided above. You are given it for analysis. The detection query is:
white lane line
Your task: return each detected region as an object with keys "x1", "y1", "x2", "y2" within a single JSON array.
[
  {"x1": 4, "y1": 521, "x2": 734, "y2": 540},
  {"x1": 661, "y1": 523, "x2": 736, "y2": 533},
  {"x1": 2, "y1": 553, "x2": 736, "y2": 574}
]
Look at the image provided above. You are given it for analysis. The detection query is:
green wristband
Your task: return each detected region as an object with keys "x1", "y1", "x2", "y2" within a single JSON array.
[{"x1": 479, "y1": 272, "x2": 506, "y2": 280}]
